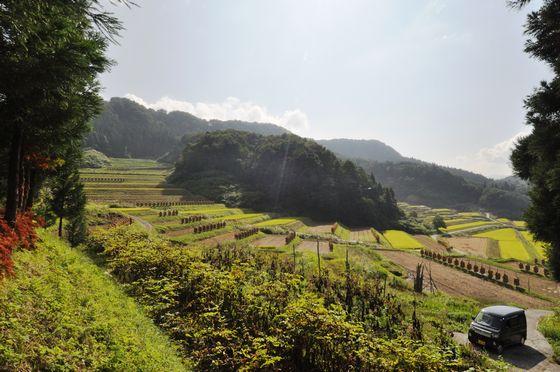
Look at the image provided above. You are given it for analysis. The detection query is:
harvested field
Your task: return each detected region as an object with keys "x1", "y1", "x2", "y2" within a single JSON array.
[
  {"x1": 306, "y1": 224, "x2": 333, "y2": 234},
  {"x1": 378, "y1": 250, "x2": 552, "y2": 308},
  {"x1": 445, "y1": 237, "x2": 494, "y2": 258},
  {"x1": 297, "y1": 240, "x2": 331, "y2": 254},
  {"x1": 349, "y1": 228, "x2": 375, "y2": 242},
  {"x1": 197, "y1": 232, "x2": 236, "y2": 247},
  {"x1": 164, "y1": 227, "x2": 194, "y2": 237},
  {"x1": 414, "y1": 235, "x2": 447, "y2": 254},
  {"x1": 252, "y1": 235, "x2": 287, "y2": 248}
]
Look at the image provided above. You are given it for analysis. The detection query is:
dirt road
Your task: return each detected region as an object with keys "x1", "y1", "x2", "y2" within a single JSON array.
[
  {"x1": 454, "y1": 309, "x2": 559, "y2": 371},
  {"x1": 378, "y1": 250, "x2": 551, "y2": 309}
]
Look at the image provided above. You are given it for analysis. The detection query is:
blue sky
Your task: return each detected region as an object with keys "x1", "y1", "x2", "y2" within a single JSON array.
[{"x1": 100, "y1": 0, "x2": 550, "y2": 178}]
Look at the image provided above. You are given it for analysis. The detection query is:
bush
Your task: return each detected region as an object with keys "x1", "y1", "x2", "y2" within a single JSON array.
[
  {"x1": 85, "y1": 225, "x2": 503, "y2": 370},
  {"x1": 0, "y1": 212, "x2": 39, "y2": 277}
]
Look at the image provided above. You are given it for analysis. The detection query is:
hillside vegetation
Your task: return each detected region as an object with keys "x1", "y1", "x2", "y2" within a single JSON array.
[
  {"x1": 85, "y1": 223, "x2": 502, "y2": 370},
  {"x1": 357, "y1": 160, "x2": 530, "y2": 219},
  {"x1": 171, "y1": 130, "x2": 402, "y2": 228},
  {"x1": 0, "y1": 230, "x2": 186, "y2": 371}
]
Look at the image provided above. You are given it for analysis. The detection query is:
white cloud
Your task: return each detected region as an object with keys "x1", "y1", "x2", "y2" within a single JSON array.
[
  {"x1": 451, "y1": 131, "x2": 530, "y2": 178},
  {"x1": 125, "y1": 94, "x2": 310, "y2": 134}
]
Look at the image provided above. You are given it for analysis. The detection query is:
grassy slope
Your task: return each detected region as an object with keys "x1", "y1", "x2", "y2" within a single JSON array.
[
  {"x1": 0, "y1": 230, "x2": 188, "y2": 371},
  {"x1": 539, "y1": 310, "x2": 560, "y2": 362}
]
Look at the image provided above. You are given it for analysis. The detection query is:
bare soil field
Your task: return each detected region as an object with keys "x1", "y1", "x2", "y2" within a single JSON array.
[
  {"x1": 252, "y1": 235, "x2": 287, "y2": 248},
  {"x1": 198, "y1": 232, "x2": 236, "y2": 247},
  {"x1": 306, "y1": 224, "x2": 333, "y2": 234},
  {"x1": 414, "y1": 235, "x2": 447, "y2": 253},
  {"x1": 297, "y1": 240, "x2": 332, "y2": 254},
  {"x1": 165, "y1": 227, "x2": 194, "y2": 237},
  {"x1": 445, "y1": 237, "x2": 493, "y2": 258},
  {"x1": 349, "y1": 228, "x2": 375, "y2": 242},
  {"x1": 378, "y1": 250, "x2": 552, "y2": 308}
]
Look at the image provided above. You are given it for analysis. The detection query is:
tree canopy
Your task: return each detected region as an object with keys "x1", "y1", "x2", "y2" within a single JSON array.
[
  {"x1": 511, "y1": 0, "x2": 560, "y2": 279},
  {"x1": 171, "y1": 130, "x2": 402, "y2": 228}
]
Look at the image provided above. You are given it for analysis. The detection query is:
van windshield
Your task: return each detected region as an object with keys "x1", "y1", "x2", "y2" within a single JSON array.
[{"x1": 475, "y1": 311, "x2": 503, "y2": 329}]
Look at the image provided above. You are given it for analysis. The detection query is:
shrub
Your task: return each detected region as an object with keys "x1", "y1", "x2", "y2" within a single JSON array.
[{"x1": 0, "y1": 213, "x2": 38, "y2": 278}]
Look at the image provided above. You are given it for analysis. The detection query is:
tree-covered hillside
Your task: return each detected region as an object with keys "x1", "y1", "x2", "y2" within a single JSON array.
[
  {"x1": 318, "y1": 138, "x2": 530, "y2": 218},
  {"x1": 171, "y1": 130, "x2": 402, "y2": 228},
  {"x1": 316, "y1": 138, "x2": 405, "y2": 162},
  {"x1": 357, "y1": 160, "x2": 530, "y2": 219},
  {"x1": 86, "y1": 97, "x2": 288, "y2": 159}
]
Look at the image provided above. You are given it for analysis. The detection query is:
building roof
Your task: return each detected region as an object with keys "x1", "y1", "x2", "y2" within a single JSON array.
[{"x1": 482, "y1": 305, "x2": 524, "y2": 317}]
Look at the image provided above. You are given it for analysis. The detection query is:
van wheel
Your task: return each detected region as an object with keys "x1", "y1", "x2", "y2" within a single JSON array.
[
  {"x1": 520, "y1": 337, "x2": 525, "y2": 345},
  {"x1": 496, "y1": 344, "x2": 504, "y2": 354}
]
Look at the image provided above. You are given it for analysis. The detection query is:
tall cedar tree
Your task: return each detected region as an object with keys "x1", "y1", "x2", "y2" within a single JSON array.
[
  {"x1": 0, "y1": 1, "x2": 127, "y2": 226},
  {"x1": 48, "y1": 156, "x2": 86, "y2": 239},
  {"x1": 510, "y1": 0, "x2": 560, "y2": 279}
]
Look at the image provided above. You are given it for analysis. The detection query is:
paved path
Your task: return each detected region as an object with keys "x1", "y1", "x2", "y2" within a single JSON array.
[{"x1": 454, "y1": 309, "x2": 559, "y2": 371}]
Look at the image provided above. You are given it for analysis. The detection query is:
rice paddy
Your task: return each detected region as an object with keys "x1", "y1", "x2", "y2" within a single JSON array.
[
  {"x1": 474, "y1": 228, "x2": 531, "y2": 261},
  {"x1": 382, "y1": 230, "x2": 424, "y2": 249}
]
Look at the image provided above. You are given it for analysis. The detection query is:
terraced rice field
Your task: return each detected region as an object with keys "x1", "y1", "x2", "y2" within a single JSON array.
[
  {"x1": 81, "y1": 158, "x2": 200, "y2": 204},
  {"x1": 444, "y1": 237, "x2": 497, "y2": 258},
  {"x1": 252, "y1": 235, "x2": 288, "y2": 248},
  {"x1": 254, "y1": 218, "x2": 300, "y2": 228},
  {"x1": 382, "y1": 230, "x2": 424, "y2": 249},
  {"x1": 349, "y1": 228, "x2": 376, "y2": 242},
  {"x1": 474, "y1": 228, "x2": 531, "y2": 261},
  {"x1": 520, "y1": 231, "x2": 547, "y2": 259},
  {"x1": 441, "y1": 220, "x2": 497, "y2": 233}
]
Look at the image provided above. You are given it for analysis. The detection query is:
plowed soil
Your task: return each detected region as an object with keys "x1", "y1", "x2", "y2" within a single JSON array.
[
  {"x1": 252, "y1": 235, "x2": 287, "y2": 248},
  {"x1": 414, "y1": 235, "x2": 448, "y2": 253},
  {"x1": 444, "y1": 237, "x2": 491, "y2": 258}
]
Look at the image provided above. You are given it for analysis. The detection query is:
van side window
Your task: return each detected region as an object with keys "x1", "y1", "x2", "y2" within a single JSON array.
[{"x1": 507, "y1": 315, "x2": 521, "y2": 327}]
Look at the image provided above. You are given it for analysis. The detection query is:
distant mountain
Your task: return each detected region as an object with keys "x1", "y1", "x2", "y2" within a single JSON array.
[
  {"x1": 86, "y1": 97, "x2": 288, "y2": 159},
  {"x1": 316, "y1": 139, "x2": 405, "y2": 163}
]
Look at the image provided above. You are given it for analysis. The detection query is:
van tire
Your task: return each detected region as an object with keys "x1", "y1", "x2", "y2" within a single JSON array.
[{"x1": 496, "y1": 344, "x2": 504, "y2": 354}]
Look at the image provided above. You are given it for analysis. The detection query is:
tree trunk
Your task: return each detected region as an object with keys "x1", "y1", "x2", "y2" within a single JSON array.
[
  {"x1": 24, "y1": 169, "x2": 39, "y2": 211},
  {"x1": 4, "y1": 127, "x2": 23, "y2": 227},
  {"x1": 58, "y1": 216, "x2": 63, "y2": 238},
  {"x1": 19, "y1": 163, "x2": 30, "y2": 210}
]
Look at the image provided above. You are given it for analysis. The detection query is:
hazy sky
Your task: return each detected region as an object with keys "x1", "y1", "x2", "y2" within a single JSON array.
[{"x1": 100, "y1": 0, "x2": 550, "y2": 178}]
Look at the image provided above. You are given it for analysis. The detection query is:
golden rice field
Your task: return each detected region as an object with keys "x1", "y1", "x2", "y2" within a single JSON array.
[
  {"x1": 382, "y1": 230, "x2": 424, "y2": 249},
  {"x1": 474, "y1": 228, "x2": 531, "y2": 261}
]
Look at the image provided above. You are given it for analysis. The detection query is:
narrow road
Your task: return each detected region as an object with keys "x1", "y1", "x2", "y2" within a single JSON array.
[{"x1": 454, "y1": 309, "x2": 559, "y2": 371}]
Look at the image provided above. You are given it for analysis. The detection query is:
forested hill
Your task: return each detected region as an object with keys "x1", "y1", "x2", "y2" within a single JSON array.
[
  {"x1": 316, "y1": 139, "x2": 405, "y2": 162},
  {"x1": 171, "y1": 130, "x2": 402, "y2": 228},
  {"x1": 356, "y1": 160, "x2": 530, "y2": 219},
  {"x1": 86, "y1": 97, "x2": 288, "y2": 158},
  {"x1": 318, "y1": 138, "x2": 530, "y2": 219}
]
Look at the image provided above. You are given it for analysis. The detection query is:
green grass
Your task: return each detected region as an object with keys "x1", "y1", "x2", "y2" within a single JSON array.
[
  {"x1": 538, "y1": 310, "x2": 560, "y2": 362},
  {"x1": 441, "y1": 221, "x2": 496, "y2": 232},
  {"x1": 0, "y1": 230, "x2": 187, "y2": 371},
  {"x1": 520, "y1": 231, "x2": 547, "y2": 259},
  {"x1": 334, "y1": 224, "x2": 351, "y2": 240},
  {"x1": 382, "y1": 230, "x2": 424, "y2": 249},
  {"x1": 474, "y1": 228, "x2": 531, "y2": 261}
]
